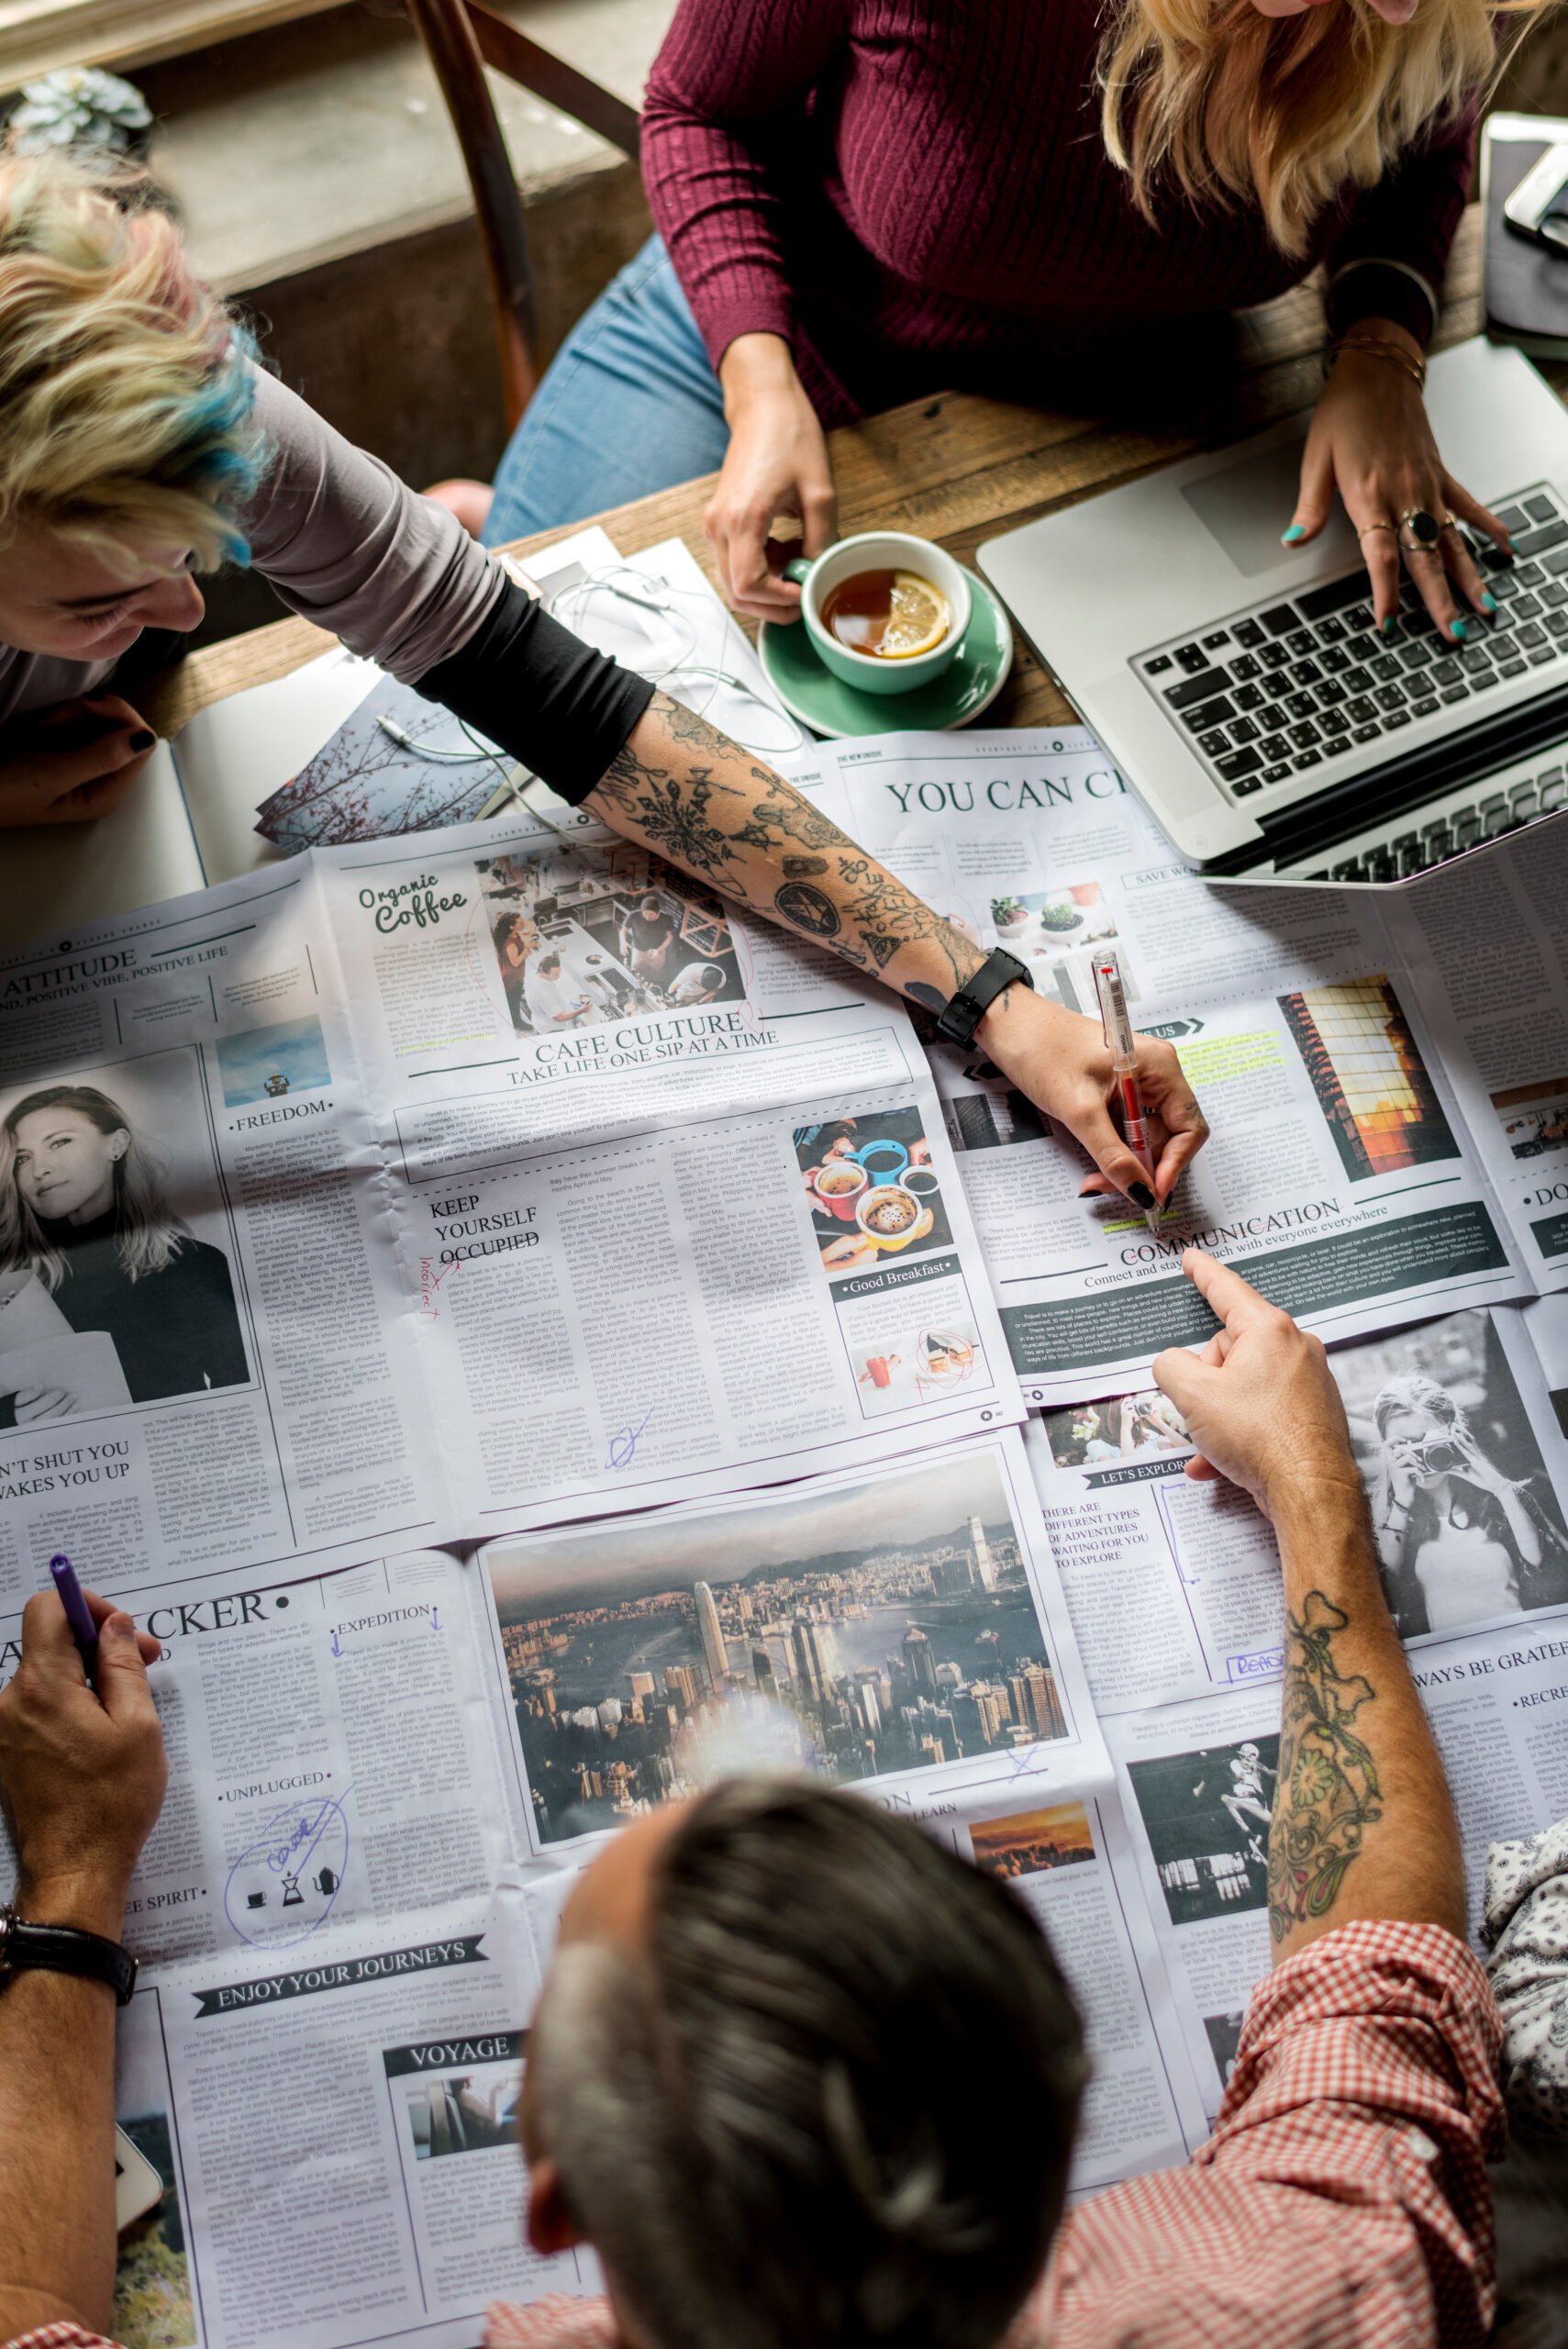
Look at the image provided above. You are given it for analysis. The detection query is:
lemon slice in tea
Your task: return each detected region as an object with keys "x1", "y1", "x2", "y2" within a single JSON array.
[{"x1": 878, "y1": 572, "x2": 951, "y2": 659}]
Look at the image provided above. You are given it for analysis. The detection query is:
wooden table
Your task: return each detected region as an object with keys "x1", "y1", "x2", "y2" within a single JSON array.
[{"x1": 148, "y1": 206, "x2": 1551, "y2": 742}]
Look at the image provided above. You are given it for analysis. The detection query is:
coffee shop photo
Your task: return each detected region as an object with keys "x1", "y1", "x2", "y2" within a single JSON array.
[
  {"x1": 476, "y1": 841, "x2": 745, "y2": 1033},
  {"x1": 5, "y1": 6, "x2": 1568, "y2": 2349}
]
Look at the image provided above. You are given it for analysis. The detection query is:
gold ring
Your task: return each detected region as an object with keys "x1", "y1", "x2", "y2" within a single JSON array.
[{"x1": 1358, "y1": 519, "x2": 1397, "y2": 538}]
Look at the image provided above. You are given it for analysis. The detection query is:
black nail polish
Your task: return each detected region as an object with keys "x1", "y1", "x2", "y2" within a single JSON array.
[
  {"x1": 1129, "y1": 1182, "x2": 1157, "y2": 1210},
  {"x1": 130, "y1": 729, "x2": 155, "y2": 751}
]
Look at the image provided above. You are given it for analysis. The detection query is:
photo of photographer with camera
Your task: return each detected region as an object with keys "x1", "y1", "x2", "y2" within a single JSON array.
[{"x1": 1340, "y1": 1310, "x2": 1568, "y2": 1638}]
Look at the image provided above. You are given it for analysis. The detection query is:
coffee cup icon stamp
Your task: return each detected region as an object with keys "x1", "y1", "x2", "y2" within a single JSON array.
[{"x1": 224, "y1": 1789, "x2": 351, "y2": 1947}]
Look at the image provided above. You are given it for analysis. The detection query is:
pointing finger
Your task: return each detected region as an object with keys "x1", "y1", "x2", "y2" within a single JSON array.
[{"x1": 1178, "y1": 1247, "x2": 1279, "y2": 1331}]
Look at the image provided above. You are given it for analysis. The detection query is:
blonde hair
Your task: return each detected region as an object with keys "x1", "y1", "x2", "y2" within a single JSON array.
[
  {"x1": 0, "y1": 148, "x2": 263, "y2": 571},
  {"x1": 1100, "y1": 0, "x2": 1533, "y2": 261},
  {"x1": 0, "y1": 1083, "x2": 190, "y2": 1289}
]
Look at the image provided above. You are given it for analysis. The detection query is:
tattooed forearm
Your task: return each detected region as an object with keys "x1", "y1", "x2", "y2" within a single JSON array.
[
  {"x1": 1268, "y1": 1590, "x2": 1383, "y2": 1945},
  {"x1": 587, "y1": 695, "x2": 984, "y2": 1005}
]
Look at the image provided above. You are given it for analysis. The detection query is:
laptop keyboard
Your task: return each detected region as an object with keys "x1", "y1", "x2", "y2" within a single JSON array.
[
  {"x1": 1293, "y1": 756, "x2": 1568, "y2": 882},
  {"x1": 1134, "y1": 485, "x2": 1568, "y2": 802}
]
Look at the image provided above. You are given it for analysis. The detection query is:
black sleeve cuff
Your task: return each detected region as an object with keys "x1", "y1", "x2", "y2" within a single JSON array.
[
  {"x1": 415, "y1": 575, "x2": 656, "y2": 807},
  {"x1": 1327, "y1": 263, "x2": 1436, "y2": 350}
]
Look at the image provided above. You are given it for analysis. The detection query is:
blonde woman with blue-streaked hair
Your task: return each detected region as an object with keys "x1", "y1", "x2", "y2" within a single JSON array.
[{"x1": 0, "y1": 147, "x2": 1213, "y2": 1224}]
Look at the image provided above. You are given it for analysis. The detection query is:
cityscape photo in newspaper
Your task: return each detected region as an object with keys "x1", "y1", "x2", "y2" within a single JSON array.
[{"x1": 477, "y1": 1432, "x2": 1096, "y2": 1852}]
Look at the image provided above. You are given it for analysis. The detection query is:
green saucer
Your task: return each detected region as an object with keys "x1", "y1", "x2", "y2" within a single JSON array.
[{"x1": 758, "y1": 566, "x2": 1014, "y2": 738}]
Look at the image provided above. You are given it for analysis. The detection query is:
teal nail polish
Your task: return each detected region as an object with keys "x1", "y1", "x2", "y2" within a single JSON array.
[
  {"x1": 1482, "y1": 591, "x2": 1497, "y2": 613},
  {"x1": 1451, "y1": 617, "x2": 1468, "y2": 641},
  {"x1": 1281, "y1": 523, "x2": 1306, "y2": 545},
  {"x1": 1381, "y1": 616, "x2": 1396, "y2": 636}
]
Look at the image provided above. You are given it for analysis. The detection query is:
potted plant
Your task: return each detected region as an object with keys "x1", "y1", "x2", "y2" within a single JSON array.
[{"x1": 4, "y1": 68, "x2": 152, "y2": 159}]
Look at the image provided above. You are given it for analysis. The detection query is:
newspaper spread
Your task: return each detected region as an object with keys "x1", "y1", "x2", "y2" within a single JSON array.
[
  {"x1": 1025, "y1": 1303, "x2": 1568, "y2": 1713},
  {"x1": 0, "y1": 1430, "x2": 1218, "y2": 2349},
  {"x1": 0, "y1": 804, "x2": 1020, "y2": 1594},
  {"x1": 1023, "y1": 1295, "x2": 1568, "y2": 2121},
  {"x1": 3, "y1": 721, "x2": 1567, "y2": 2349},
  {"x1": 813, "y1": 730, "x2": 1546, "y2": 1401},
  {"x1": 1106, "y1": 1610, "x2": 1568, "y2": 2121},
  {"x1": 1388, "y1": 820, "x2": 1568, "y2": 1295}
]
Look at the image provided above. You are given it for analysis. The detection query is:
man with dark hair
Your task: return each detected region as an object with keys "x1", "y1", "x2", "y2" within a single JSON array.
[{"x1": 0, "y1": 1258, "x2": 1505, "y2": 2349}]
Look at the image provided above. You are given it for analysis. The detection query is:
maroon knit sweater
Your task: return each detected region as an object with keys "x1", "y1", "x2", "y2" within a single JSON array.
[{"x1": 640, "y1": 0, "x2": 1473, "y2": 427}]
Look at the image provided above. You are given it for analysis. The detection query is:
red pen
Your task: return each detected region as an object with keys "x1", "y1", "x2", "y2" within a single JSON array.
[{"x1": 1092, "y1": 952, "x2": 1161, "y2": 1238}]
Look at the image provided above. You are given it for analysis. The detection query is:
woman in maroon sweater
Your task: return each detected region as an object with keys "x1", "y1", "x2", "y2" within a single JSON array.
[{"x1": 483, "y1": 0, "x2": 1529, "y2": 641}]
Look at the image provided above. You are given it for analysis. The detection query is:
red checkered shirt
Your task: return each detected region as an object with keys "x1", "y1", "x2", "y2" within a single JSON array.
[
  {"x1": 12, "y1": 1920, "x2": 1503, "y2": 2349},
  {"x1": 485, "y1": 1920, "x2": 1507, "y2": 2349}
]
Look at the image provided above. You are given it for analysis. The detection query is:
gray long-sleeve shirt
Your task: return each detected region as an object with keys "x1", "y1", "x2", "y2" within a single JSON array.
[
  {"x1": 0, "y1": 369, "x2": 505, "y2": 726},
  {"x1": 0, "y1": 369, "x2": 653, "y2": 802}
]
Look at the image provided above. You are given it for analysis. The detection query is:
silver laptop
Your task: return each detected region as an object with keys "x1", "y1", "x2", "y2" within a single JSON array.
[{"x1": 979, "y1": 339, "x2": 1568, "y2": 885}]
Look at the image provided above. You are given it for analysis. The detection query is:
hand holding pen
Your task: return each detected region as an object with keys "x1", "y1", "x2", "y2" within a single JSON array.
[
  {"x1": 0, "y1": 1562, "x2": 166, "y2": 1928},
  {"x1": 1093, "y1": 952, "x2": 1164, "y2": 1238}
]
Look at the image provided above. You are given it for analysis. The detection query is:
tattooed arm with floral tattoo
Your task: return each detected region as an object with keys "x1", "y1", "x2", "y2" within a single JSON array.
[
  {"x1": 586, "y1": 695, "x2": 1208, "y2": 1209},
  {"x1": 1152, "y1": 1251, "x2": 1466, "y2": 1965}
]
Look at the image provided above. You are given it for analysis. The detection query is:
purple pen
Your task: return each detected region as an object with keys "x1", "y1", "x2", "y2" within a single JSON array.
[{"x1": 50, "y1": 1552, "x2": 99, "y2": 1683}]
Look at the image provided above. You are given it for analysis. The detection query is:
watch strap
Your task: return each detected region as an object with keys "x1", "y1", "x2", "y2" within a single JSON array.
[
  {"x1": 934, "y1": 948, "x2": 1034, "y2": 1048},
  {"x1": 0, "y1": 1904, "x2": 138, "y2": 2005}
]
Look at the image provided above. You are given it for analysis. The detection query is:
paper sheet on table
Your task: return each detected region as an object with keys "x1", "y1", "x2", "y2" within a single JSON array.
[
  {"x1": 0, "y1": 788, "x2": 1020, "y2": 1595},
  {"x1": 815, "y1": 728, "x2": 1533, "y2": 1400}
]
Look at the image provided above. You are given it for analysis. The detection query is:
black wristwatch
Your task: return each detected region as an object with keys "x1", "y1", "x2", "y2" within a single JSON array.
[
  {"x1": 935, "y1": 948, "x2": 1034, "y2": 1048},
  {"x1": 0, "y1": 1903, "x2": 138, "y2": 2005}
]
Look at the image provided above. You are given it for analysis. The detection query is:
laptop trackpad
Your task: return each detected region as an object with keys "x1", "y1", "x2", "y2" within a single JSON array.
[{"x1": 1180, "y1": 429, "x2": 1361, "y2": 579}]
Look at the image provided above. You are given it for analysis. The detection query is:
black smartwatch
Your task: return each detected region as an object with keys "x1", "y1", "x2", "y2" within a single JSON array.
[
  {"x1": 935, "y1": 947, "x2": 1034, "y2": 1049},
  {"x1": 0, "y1": 1903, "x2": 138, "y2": 2005}
]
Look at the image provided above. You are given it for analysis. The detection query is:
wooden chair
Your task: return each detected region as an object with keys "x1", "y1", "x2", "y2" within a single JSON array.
[{"x1": 406, "y1": 0, "x2": 641, "y2": 429}]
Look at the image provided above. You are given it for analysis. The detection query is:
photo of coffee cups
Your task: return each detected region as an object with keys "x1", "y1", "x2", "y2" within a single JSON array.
[
  {"x1": 781, "y1": 532, "x2": 972, "y2": 697},
  {"x1": 798, "y1": 1111, "x2": 951, "y2": 1278},
  {"x1": 810, "y1": 1159, "x2": 869, "y2": 1221}
]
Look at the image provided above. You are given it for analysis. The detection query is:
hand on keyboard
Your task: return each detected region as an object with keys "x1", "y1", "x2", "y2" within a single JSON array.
[{"x1": 1284, "y1": 322, "x2": 1510, "y2": 641}]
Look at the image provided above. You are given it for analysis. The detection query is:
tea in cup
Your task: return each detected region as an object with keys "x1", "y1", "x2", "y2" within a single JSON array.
[{"x1": 783, "y1": 531, "x2": 972, "y2": 697}]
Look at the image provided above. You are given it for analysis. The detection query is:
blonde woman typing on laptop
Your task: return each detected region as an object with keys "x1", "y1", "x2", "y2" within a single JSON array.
[
  {"x1": 481, "y1": 0, "x2": 1525, "y2": 648},
  {"x1": 0, "y1": 150, "x2": 1206, "y2": 1219}
]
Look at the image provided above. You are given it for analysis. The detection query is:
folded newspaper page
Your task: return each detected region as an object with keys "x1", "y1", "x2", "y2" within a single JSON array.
[
  {"x1": 0, "y1": 804, "x2": 1020, "y2": 1587},
  {"x1": 120, "y1": 1889, "x2": 595, "y2": 2349},
  {"x1": 814, "y1": 730, "x2": 1538, "y2": 1400},
  {"x1": 1385, "y1": 819, "x2": 1568, "y2": 1296},
  {"x1": 1107, "y1": 1610, "x2": 1568, "y2": 2121},
  {"x1": 0, "y1": 1430, "x2": 1186, "y2": 2349},
  {"x1": 1026, "y1": 1302, "x2": 1568, "y2": 1714},
  {"x1": 1018, "y1": 1291, "x2": 1568, "y2": 2125}
]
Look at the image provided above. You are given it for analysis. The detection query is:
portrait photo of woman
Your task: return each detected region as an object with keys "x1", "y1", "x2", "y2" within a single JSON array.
[
  {"x1": 1368, "y1": 1373, "x2": 1568, "y2": 1637},
  {"x1": 0, "y1": 1082, "x2": 249, "y2": 1419}
]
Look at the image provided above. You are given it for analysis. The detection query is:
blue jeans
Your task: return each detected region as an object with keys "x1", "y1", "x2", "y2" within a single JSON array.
[{"x1": 483, "y1": 236, "x2": 731, "y2": 546}]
